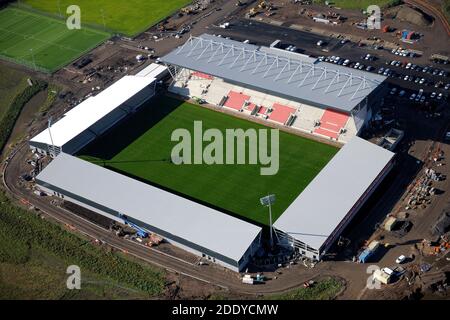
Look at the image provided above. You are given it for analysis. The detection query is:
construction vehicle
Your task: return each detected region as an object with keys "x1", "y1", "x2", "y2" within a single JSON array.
[
  {"x1": 118, "y1": 213, "x2": 149, "y2": 238},
  {"x1": 246, "y1": 7, "x2": 258, "y2": 18}
]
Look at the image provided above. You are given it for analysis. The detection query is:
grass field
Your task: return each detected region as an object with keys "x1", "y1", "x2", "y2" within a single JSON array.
[
  {"x1": 22, "y1": 0, "x2": 193, "y2": 36},
  {"x1": 0, "y1": 190, "x2": 165, "y2": 299},
  {"x1": 78, "y1": 97, "x2": 338, "y2": 225},
  {"x1": 0, "y1": 7, "x2": 110, "y2": 72},
  {"x1": 0, "y1": 64, "x2": 28, "y2": 120}
]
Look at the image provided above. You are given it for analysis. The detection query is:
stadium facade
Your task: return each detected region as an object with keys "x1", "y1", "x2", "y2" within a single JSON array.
[
  {"x1": 161, "y1": 34, "x2": 388, "y2": 143},
  {"x1": 29, "y1": 37, "x2": 395, "y2": 272}
]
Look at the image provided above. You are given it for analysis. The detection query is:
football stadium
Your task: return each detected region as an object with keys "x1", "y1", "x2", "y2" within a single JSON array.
[{"x1": 30, "y1": 35, "x2": 395, "y2": 272}]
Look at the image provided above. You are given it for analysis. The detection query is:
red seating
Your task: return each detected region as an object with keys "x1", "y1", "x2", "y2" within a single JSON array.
[
  {"x1": 192, "y1": 71, "x2": 214, "y2": 80},
  {"x1": 314, "y1": 109, "x2": 349, "y2": 139},
  {"x1": 224, "y1": 91, "x2": 250, "y2": 111},
  {"x1": 270, "y1": 103, "x2": 296, "y2": 124},
  {"x1": 246, "y1": 103, "x2": 257, "y2": 112},
  {"x1": 258, "y1": 106, "x2": 268, "y2": 115}
]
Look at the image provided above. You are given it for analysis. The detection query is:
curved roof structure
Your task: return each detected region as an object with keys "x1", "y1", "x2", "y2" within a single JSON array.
[{"x1": 161, "y1": 34, "x2": 387, "y2": 112}]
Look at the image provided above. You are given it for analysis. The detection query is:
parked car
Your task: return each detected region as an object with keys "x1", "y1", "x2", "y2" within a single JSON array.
[
  {"x1": 399, "y1": 90, "x2": 406, "y2": 97},
  {"x1": 390, "y1": 87, "x2": 397, "y2": 95},
  {"x1": 396, "y1": 255, "x2": 406, "y2": 264},
  {"x1": 409, "y1": 93, "x2": 416, "y2": 100}
]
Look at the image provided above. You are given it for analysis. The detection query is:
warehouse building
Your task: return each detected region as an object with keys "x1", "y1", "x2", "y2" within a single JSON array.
[
  {"x1": 161, "y1": 34, "x2": 387, "y2": 143},
  {"x1": 29, "y1": 64, "x2": 167, "y2": 157},
  {"x1": 35, "y1": 153, "x2": 262, "y2": 272}
]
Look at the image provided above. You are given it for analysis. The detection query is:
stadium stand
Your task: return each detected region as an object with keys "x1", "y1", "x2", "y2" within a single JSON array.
[
  {"x1": 192, "y1": 71, "x2": 214, "y2": 80},
  {"x1": 314, "y1": 109, "x2": 350, "y2": 140},
  {"x1": 224, "y1": 91, "x2": 250, "y2": 111},
  {"x1": 270, "y1": 103, "x2": 296, "y2": 125}
]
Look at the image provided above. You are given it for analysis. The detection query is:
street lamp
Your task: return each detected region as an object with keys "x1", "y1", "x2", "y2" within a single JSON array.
[{"x1": 260, "y1": 194, "x2": 276, "y2": 249}]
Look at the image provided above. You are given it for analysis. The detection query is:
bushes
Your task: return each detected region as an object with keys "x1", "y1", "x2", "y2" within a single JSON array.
[
  {"x1": 268, "y1": 278, "x2": 343, "y2": 300},
  {"x1": 0, "y1": 80, "x2": 47, "y2": 152},
  {"x1": 0, "y1": 194, "x2": 165, "y2": 295}
]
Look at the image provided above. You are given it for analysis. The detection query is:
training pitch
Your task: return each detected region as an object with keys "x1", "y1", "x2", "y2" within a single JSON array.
[
  {"x1": 22, "y1": 0, "x2": 193, "y2": 37},
  {"x1": 78, "y1": 97, "x2": 338, "y2": 225},
  {"x1": 0, "y1": 7, "x2": 110, "y2": 72}
]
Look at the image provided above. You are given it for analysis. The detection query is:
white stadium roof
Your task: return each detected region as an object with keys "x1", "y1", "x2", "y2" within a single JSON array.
[
  {"x1": 161, "y1": 34, "x2": 387, "y2": 112},
  {"x1": 30, "y1": 72, "x2": 158, "y2": 148},
  {"x1": 135, "y1": 63, "x2": 168, "y2": 78},
  {"x1": 36, "y1": 153, "x2": 262, "y2": 263},
  {"x1": 274, "y1": 137, "x2": 394, "y2": 251}
]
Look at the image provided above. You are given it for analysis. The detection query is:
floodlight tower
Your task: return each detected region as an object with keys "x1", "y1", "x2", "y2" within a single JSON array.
[
  {"x1": 48, "y1": 117, "x2": 56, "y2": 157},
  {"x1": 260, "y1": 194, "x2": 276, "y2": 249}
]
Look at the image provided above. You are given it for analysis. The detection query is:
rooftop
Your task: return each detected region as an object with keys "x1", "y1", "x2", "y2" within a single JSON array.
[
  {"x1": 30, "y1": 68, "x2": 162, "y2": 148},
  {"x1": 274, "y1": 137, "x2": 394, "y2": 250},
  {"x1": 161, "y1": 34, "x2": 387, "y2": 112},
  {"x1": 36, "y1": 153, "x2": 262, "y2": 263}
]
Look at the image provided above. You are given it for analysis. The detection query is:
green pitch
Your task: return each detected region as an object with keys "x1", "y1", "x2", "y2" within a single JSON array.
[
  {"x1": 78, "y1": 97, "x2": 338, "y2": 225},
  {"x1": 22, "y1": 0, "x2": 193, "y2": 36},
  {"x1": 0, "y1": 7, "x2": 110, "y2": 72}
]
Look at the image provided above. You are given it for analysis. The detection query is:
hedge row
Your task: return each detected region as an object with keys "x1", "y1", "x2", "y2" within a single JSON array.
[{"x1": 0, "y1": 80, "x2": 47, "y2": 153}]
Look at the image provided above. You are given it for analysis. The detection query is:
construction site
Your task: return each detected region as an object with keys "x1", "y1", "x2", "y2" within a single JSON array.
[{"x1": 0, "y1": 0, "x2": 449, "y2": 302}]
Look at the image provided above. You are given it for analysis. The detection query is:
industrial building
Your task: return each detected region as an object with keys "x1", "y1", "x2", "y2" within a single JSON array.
[{"x1": 161, "y1": 34, "x2": 387, "y2": 143}]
